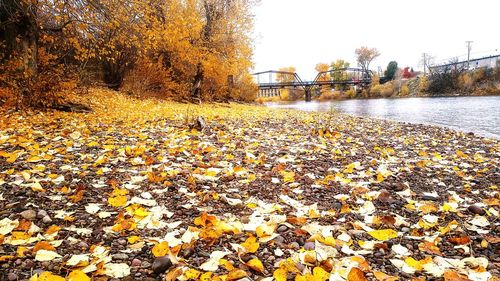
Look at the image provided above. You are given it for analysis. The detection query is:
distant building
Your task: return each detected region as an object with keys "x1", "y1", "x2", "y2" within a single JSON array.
[{"x1": 429, "y1": 54, "x2": 500, "y2": 73}]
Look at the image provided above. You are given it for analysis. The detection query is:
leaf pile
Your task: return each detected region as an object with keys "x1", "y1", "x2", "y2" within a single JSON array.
[{"x1": 0, "y1": 89, "x2": 498, "y2": 280}]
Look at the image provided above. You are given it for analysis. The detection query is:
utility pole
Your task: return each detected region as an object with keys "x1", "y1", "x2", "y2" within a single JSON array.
[
  {"x1": 466, "y1": 41, "x2": 473, "y2": 69},
  {"x1": 422, "y1": 53, "x2": 427, "y2": 75}
]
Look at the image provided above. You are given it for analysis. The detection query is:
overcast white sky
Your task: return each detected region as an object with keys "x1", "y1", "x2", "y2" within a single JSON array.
[{"x1": 252, "y1": 0, "x2": 500, "y2": 80}]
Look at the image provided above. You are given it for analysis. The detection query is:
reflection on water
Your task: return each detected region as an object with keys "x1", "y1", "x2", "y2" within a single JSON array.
[{"x1": 266, "y1": 96, "x2": 500, "y2": 138}]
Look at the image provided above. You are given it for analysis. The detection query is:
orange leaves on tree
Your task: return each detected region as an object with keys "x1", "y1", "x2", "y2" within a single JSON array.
[
  {"x1": 347, "y1": 267, "x2": 367, "y2": 281},
  {"x1": 152, "y1": 241, "x2": 169, "y2": 257}
]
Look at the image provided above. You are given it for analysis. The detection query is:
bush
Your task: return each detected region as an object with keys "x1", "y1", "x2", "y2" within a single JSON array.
[{"x1": 370, "y1": 83, "x2": 394, "y2": 97}]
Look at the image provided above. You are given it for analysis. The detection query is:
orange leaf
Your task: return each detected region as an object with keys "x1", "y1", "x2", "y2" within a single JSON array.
[
  {"x1": 165, "y1": 267, "x2": 183, "y2": 281},
  {"x1": 241, "y1": 236, "x2": 259, "y2": 253},
  {"x1": 33, "y1": 241, "x2": 56, "y2": 253},
  {"x1": 443, "y1": 270, "x2": 471, "y2": 281},
  {"x1": 226, "y1": 269, "x2": 247, "y2": 281},
  {"x1": 418, "y1": 241, "x2": 442, "y2": 256},
  {"x1": 67, "y1": 270, "x2": 91, "y2": 281},
  {"x1": 347, "y1": 267, "x2": 367, "y2": 281},
  {"x1": 449, "y1": 236, "x2": 471, "y2": 245},
  {"x1": 45, "y1": 225, "x2": 62, "y2": 235}
]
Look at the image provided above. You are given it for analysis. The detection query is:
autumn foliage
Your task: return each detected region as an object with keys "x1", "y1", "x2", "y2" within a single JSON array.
[{"x1": 0, "y1": 0, "x2": 257, "y2": 107}]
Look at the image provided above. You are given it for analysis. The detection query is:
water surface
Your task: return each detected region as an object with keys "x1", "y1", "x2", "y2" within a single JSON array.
[{"x1": 266, "y1": 96, "x2": 500, "y2": 138}]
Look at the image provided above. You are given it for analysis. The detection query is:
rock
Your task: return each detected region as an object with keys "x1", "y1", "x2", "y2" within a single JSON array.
[
  {"x1": 112, "y1": 253, "x2": 129, "y2": 260},
  {"x1": 181, "y1": 247, "x2": 195, "y2": 258},
  {"x1": 42, "y1": 215, "x2": 52, "y2": 224},
  {"x1": 468, "y1": 205, "x2": 485, "y2": 215},
  {"x1": 7, "y1": 273, "x2": 17, "y2": 281},
  {"x1": 304, "y1": 242, "x2": 315, "y2": 251},
  {"x1": 78, "y1": 241, "x2": 89, "y2": 249},
  {"x1": 277, "y1": 225, "x2": 288, "y2": 233},
  {"x1": 152, "y1": 256, "x2": 173, "y2": 274},
  {"x1": 117, "y1": 239, "x2": 127, "y2": 245},
  {"x1": 132, "y1": 259, "x2": 142, "y2": 267},
  {"x1": 141, "y1": 261, "x2": 152, "y2": 269},
  {"x1": 20, "y1": 209, "x2": 37, "y2": 220},
  {"x1": 401, "y1": 227, "x2": 410, "y2": 233},
  {"x1": 37, "y1": 210, "x2": 48, "y2": 218},
  {"x1": 289, "y1": 242, "x2": 300, "y2": 250}
]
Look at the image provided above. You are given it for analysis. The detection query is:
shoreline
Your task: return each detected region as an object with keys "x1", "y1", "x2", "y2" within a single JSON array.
[{"x1": 0, "y1": 89, "x2": 498, "y2": 280}]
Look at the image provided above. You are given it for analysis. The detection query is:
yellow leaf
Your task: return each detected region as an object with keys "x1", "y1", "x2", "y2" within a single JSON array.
[
  {"x1": 38, "y1": 272, "x2": 66, "y2": 281},
  {"x1": 219, "y1": 259, "x2": 235, "y2": 271},
  {"x1": 313, "y1": 266, "x2": 330, "y2": 281},
  {"x1": 226, "y1": 269, "x2": 247, "y2": 280},
  {"x1": 246, "y1": 258, "x2": 264, "y2": 273},
  {"x1": 108, "y1": 195, "x2": 127, "y2": 207},
  {"x1": 67, "y1": 270, "x2": 91, "y2": 281},
  {"x1": 199, "y1": 272, "x2": 213, "y2": 281},
  {"x1": 183, "y1": 268, "x2": 201, "y2": 279},
  {"x1": 152, "y1": 241, "x2": 169, "y2": 257},
  {"x1": 27, "y1": 156, "x2": 43, "y2": 163},
  {"x1": 273, "y1": 268, "x2": 288, "y2": 281},
  {"x1": 241, "y1": 236, "x2": 259, "y2": 253},
  {"x1": 128, "y1": 236, "x2": 141, "y2": 244},
  {"x1": 367, "y1": 229, "x2": 398, "y2": 241},
  {"x1": 256, "y1": 223, "x2": 276, "y2": 238}
]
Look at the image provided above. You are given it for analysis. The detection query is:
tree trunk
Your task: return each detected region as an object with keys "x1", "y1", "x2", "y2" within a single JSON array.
[
  {"x1": 1, "y1": 0, "x2": 39, "y2": 90},
  {"x1": 191, "y1": 63, "x2": 203, "y2": 102}
]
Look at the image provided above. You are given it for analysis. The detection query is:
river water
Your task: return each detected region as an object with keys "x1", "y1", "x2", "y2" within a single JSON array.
[{"x1": 266, "y1": 96, "x2": 500, "y2": 139}]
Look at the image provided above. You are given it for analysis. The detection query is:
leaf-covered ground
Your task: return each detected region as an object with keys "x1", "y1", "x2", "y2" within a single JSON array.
[{"x1": 0, "y1": 89, "x2": 498, "y2": 281}]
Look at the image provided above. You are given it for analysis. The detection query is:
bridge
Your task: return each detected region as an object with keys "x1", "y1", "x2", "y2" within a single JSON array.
[{"x1": 253, "y1": 68, "x2": 373, "y2": 101}]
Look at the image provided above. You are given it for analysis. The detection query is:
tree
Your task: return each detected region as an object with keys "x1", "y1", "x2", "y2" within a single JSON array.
[
  {"x1": 276, "y1": 66, "x2": 296, "y2": 83},
  {"x1": 385, "y1": 61, "x2": 398, "y2": 80},
  {"x1": 314, "y1": 63, "x2": 330, "y2": 81},
  {"x1": 355, "y1": 46, "x2": 380, "y2": 74}
]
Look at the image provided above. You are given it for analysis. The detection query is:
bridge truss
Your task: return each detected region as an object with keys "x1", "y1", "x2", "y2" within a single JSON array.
[{"x1": 253, "y1": 68, "x2": 372, "y2": 101}]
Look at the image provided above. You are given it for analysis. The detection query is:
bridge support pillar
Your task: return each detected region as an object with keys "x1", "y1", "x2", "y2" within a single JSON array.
[{"x1": 305, "y1": 88, "x2": 312, "y2": 102}]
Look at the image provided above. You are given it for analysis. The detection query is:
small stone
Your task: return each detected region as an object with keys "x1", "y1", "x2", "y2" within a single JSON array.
[
  {"x1": 181, "y1": 248, "x2": 195, "y2": 258},
  {"x1": 468, "y1": 205, "x2": 485, "y2": 215},
  {"x1": 7, "y1": 273, "x2": 17, "y2": 281},
  {"x1": 117, "y1": 239, "x2": 127, "y2": 245},
  {"x1": 277, "y1": 225, "x2": 288, "y2": 233},
  {"x1": 401, "y1": 227, "x2": 410, "y2": 233},
  {"x1": 78, "y1": 241, "x2": 89, "y2": 249},
  {"x1": 304, "y1": 242, "x2": 315, "y2": 250},
  {"x1": 152, "y1": 256, "x2": 173, "y2": 274},
  {"x1": 42, "y1": 215, "x2": 52, "y2": 224},
  {"x1": 20, "y1": 209, "x2": 37, "y2": 220},
  {"x1": 289, "y1": 242, "x2": 300, "y2": 250},
  {"x1": 112, "y1": 253, "x2": 129, "y2": 260},
  {"x1": 236, "y1": 278, "x2": 252, "y2": 281},
  {"x1": 141, "y1": 261, "x2": 152, "y2": 269},
  {"x1": 132, "y1": 258, "x2": 142, "y2": 267},
  {"x1": 274, "y1": 235, "x2": 285, "y2": 244},
  {"x1": 37, "y1": 210, "x2": 48, "y2": 218}
]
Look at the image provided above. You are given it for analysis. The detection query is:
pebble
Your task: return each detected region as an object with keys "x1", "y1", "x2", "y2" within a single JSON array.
[
  {"x1": 237, "y1": 278, "x2": 252, "y2": 281},
  {"x1": 20, "y1": 209, "x2": 37, "y2": 220},
  {"x1": 277, "y1": 225, "x2": 288, "y2": 232},
  {"x1": 117, "y1": 239, "x2": 127, "y2": 245},
  {"x1": 152, "y1": 256, "x2": 173, "y2": 274},
  {"x1": 141, "y1": 261, "x2": 152, "y2": 269},
  {"x1": 37, "y1": 210, "x2": 48, "y2": 218},
  {"x1": 468, "y1": 205, "x2": 485, "y2": 215},
  {"x1": 78, "y1": 241, "x2": 89, "y2": 249},
  {"x1": 289, "y1": 242, "x2": 300, "y2": 250},
  {"x1": 7, "y1": 273, "x2": 17, "y2": 281},
  {"x1": 304, "y1": 242, "x2": 315, "y2": 250},
  {"x1": 42, "y1": 215, "x2": 52, "y2": 223},
  {"x1": 112, "y1": 253, "x2": 129, "y2": 260},
  {"x1": 132, "y1": 259, "x2": 142, "y2": 267},
  {"x1": 401, "y1": 227, "x2": 410, "y2": 233}
]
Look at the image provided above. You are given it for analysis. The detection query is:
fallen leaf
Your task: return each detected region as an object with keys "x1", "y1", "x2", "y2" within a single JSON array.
[
  {"x1": 348, "y1": 267, "x2": 367, "y2": 281},
  {"x1": 367, "y1": 229, "x2": 398, "y2": 241}
]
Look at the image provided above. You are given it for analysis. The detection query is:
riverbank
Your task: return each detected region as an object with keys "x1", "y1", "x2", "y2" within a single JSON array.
[{"x1": 0, "y1": 88, "x2": 498, "y2": 280}]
